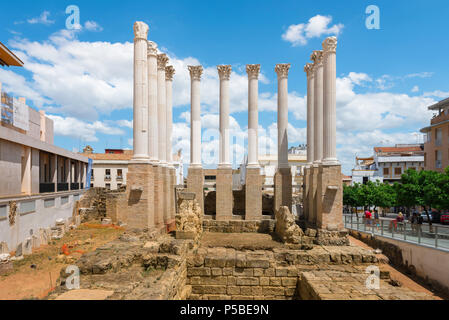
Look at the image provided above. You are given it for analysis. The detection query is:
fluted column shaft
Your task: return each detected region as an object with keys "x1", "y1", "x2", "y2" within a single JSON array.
[
  {"x1": 304, "y1": 63, "x2": 315, "y2": 164},
  {"x1": 147, "y1": 41, "x2": 158, "y2": 162},
  {"x1": 247, "y1": 65, "x2": 260, "y2": 168},
  {"x1": 323, "y1": 37, "x2": 339, "y2": 165},
  {"x1": 189, "y1": 66, "x2": 203, "y2": 168},
  {"x1": 132, "y1": 22, "x2": 149, "y2": 161},
  {"x1": 157, "y1": 54, "x2": 168, "y2": 164},
  {"x1": 165, "y1": 66, "x2": 175, "y2": 166},
  {"x1": 218, "y1": 65, "x2": 232, "y2": 168},
  {"x1": 275, "y1": 64, "x2": 291, "y2": 169},
  {"x1": 312, "y1": 51, "x2": 324, "y2": 164}
]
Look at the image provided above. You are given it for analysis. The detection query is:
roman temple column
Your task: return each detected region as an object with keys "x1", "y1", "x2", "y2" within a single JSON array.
[
  {"x1": 216, "y1": 65, "x2": 233, "y2": 220},
  {"x1": 126, "y1": 21, "x2": 156, "y2": 231},
  {"x1": 166, "y1": 65, "x2": 176, "y2": 224},
  {"x1": 157, "y1": 54, "x2": 169, "y2": 164},
  {"x1": 245, "y1": 64, "x2": 262, "y2": 220},
  {"x1": 187, "y1": 66, "x2": 205, "y2": 215},
  {"x1": 132, "y1": 21, "x2": 149, "y2": 161},
  {"x1": 274, "y1": 64, "x2": 292, "y2": 212},
  {"x1": 312, "y1": 50, "x2": 324, "y2": 165},
  {"x1": 147, "y1": 41, "x2": 159, "y2": 163},
  {"x1": 316, "y1": 36, "x2": 344, "y2": 232},
  {"x1": 303, "y1": 62, "x2": 315, "y2": 223},
  {"x1": 322, "y1": 37, "x2": 339, "y2": 165}
]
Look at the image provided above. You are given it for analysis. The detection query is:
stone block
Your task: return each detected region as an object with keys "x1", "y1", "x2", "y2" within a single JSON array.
[
  {"x1": 274, "y1": 168, "x2": 292, "y2": 213},
  {"x1": 211, "y1": 268, "x2": 222, "y2": 276},
  {"x1": 253, "y1": 268, "x2": 264, "y2": 277},
  {"x1": 0, "y1": 242, "x2": 9, "y2": 254},
  {"x1": 246, "y1": 259, "x2": 270, "y2": 269},
  {"x1": 240, "y1": 286, "x2": 252, "y2": 295},
  {"x1": 260, "y1": 277, "x2": 270, "y2": 286},
  {"x1": 236, "y1": 277, "x2": 259, "y2": 286},
  {"x1": 216, "y1": 168, "x2": 233, "y2": 220},
  {"x1": 15, "y1": 243, "x2": 23, "y2": 257},
  {"x1": 282, "y1": 277, "x2": 298, "y2": 286},
  {"x1": 223, "y1": 267, "x2": 233, "y2": 276},
  {"x1": 262, "y1": 286, "x2": 285, "y2": 296},
  {"x1": 270, "y1": 277, "x2": 281, "y2": 286},
  {"x1": 201, "y1": 276, "x2": 228, "y2": 286},
  {"x1": 275, "y1": 268, "x2": 288, "y2": 277},
  {"x1": 31, "y1": 235, "x2": 41, "y2": 249},
  {"x1": 245, "y1": 167, "x2": 263, "y2": 220},
  {"x1": 23, "y1": 238, "x2": 32, "y2": 255},
  {"x1": 187, "y1": 267, "x2": 211, "y2": 277},
  {"x1": 227, "y1": 286, "x2": 241, "y2": 295},
  {"x1": 264, "y1": 268, "x2": 275, "y2": 277},
  {"x1": 187, "y1": 167, "x2": 204, "y2": 216},
  {"x1": 234, "y1": 267, "x2": 253, "y2": 277}
]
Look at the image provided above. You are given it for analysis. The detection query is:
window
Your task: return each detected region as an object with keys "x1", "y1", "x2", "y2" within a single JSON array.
[
  {"x1": 117, "y1": 169, "x2": 123, "y2": 179},
  {"x1": 435, "y1": 128, "x2": 442, "y2": 146},
  {"x1": 105, "y1": 183, "x2": 111, "y2": 190},
  {"x1": 383, "y1": 168, "x2": 389, "y2": 176},
  {"x1": 394, "y1": 168, "x2": 402, "y2": 176},
  {"x1": 61, "y1": 196, "x2": 69, "y2": 205},
  {"x1": 19, "y1": 201, "x2": 36, "y2": 214},
  {"x1": 105, "y1": 169, "x2": 111, "y2": 180},
  {"x1": 0, "y1": 205, "x2": 7, "y2": 219},
  {"x1": 44, "y1": 198, "x2": 55, "y2": 208},
  {"x1": 435, "y1": 150, "x2": 442, "y2": 169}
]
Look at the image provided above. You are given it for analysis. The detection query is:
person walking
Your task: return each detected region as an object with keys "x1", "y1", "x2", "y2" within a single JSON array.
[
  {"x1": 374, "y1": 210, "x2": 380, "y2": 231},
  {"x1": 365, "y1": 210, "x2": 372, "y2": 227},
  {"x1": 397, "y1": 212, "x2": 404, "y2": 232}
]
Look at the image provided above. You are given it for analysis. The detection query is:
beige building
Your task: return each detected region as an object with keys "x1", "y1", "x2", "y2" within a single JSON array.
[
  {"x1": 82, "y1": 147, "x2": 184, "y2": 190},
  {"x1": 420, "y1": 97, "x2": 449, "y2": 172}
]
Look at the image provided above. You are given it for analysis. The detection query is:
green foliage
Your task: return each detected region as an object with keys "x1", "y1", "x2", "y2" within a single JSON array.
[{"x1": 342, "y1": 167, "x2": 449, "y2": 211}]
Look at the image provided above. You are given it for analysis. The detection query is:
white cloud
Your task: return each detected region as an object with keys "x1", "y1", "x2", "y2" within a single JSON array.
[
  {"x1": 423, "y1": 90, "x2": 449, "y2": 99},
  {"x1": 282, "y1": 15, "x2": 344, "y2": 46},
  {"x1": 411, "y1": 85, "x2": 419, "y2": 93},
  {"x1": 27, "y1": 11, "x2": 55, "y2": 25},
  {"x1": 47, "y1": 115, "x2": 125, "y2": 142},
  {"x1": 84, "y1": 21, "x2": 103, "y2": 32}
]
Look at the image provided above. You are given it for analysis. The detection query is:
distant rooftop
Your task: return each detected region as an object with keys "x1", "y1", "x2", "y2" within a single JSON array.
[
  {"x1": 0, "y1": 42, "x2": 24, "y2": 67},
  {"x1": 427, "y1": 97, "x2": 449, "y2": 111}
]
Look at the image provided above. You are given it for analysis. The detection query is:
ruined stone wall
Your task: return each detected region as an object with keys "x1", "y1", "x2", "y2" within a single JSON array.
[
  {"x1": 186, "y1": 245, "x2": 378, "y2": 300},
  {"x1": 202, "y1": 220, "x2": 275, "y2": 234}
]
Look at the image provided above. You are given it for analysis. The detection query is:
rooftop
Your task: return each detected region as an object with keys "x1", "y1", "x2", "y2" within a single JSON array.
[
  {"x1": 427, "y1": 97, "x2": 449, "y2": 111},
  {"x1": 0, "y1": 42, "x2": 24, "y2": 67}
]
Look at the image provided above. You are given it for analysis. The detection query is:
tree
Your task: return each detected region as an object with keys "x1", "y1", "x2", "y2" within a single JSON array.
[{"x1": 397, "y1": 169, "x2": 421, "y2": 214}]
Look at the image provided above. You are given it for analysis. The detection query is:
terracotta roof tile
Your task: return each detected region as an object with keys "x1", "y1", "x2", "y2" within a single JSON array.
[
  {"x1": 81, "y1": 153, "x2": 133, "y2": 161},
  {"x1": 374, "y1": 147, "x2": 422, "y2": 153}
]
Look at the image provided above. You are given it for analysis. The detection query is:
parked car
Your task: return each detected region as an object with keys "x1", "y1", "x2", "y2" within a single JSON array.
[
  {"x1": 421, "y1": 211, "x2": 432, "y2": 223},
  {"x1": 441, "y1": 212, "x2": 449, "y2": 225},
  {"x1": 431, "y1": 211, "x2": 441, "y2": 223}
]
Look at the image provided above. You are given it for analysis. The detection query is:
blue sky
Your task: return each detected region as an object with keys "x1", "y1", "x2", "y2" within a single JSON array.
[{"x1": 1, "y1": 0, "x2": 448, "y2": 175}]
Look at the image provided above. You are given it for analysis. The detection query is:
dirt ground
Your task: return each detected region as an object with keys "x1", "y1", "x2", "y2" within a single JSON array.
[
  {"x1": 348, "y1": 236, "x2": 443, "y2": 300},
  {"x1": 0, "y1": 222, "x2": 125, "y2": 300}
]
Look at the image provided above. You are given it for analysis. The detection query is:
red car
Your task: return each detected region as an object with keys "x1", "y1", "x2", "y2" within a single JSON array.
[{"x1": 441, "y1": 213, "x2": 449, "y2": 225}]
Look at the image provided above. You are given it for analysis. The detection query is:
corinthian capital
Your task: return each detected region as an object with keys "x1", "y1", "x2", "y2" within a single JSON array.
[
  {"x1": 188, "y1": 65, "x2": 203, "y2": 81},
  {"x1": 275, "y1": 64, "x2": 291, "y2": 79},
  {"x1": 311, "y1": 50, "x2": 323, "y2": 65},
  {"x1": 246, "y1": 64, "x2": 261, "y2": 80},
  {"x1": 133, "y1": 21, "x2": 149, "y2": 41},
  {"x1": 147, "y1": 41, "x2": 158, "y2": 56},
  {"x1": 157, "y1": 54, "x2": 169, "y2": 70},
  {"x1": 217, "y1": 65, "x2": 232, "y2": 81},
  {"x1": 304, "y1": 63, "x2": 315, "y2": 77},
  {"x1": 323, "y1": 37, "x2": 337, "y2": 55},
  {"x1": 165, "y1": 66, "x2": 175, "y2": 81}
]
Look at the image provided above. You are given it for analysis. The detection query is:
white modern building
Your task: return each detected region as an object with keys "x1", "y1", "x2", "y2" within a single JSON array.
[
  {"x1": 1, "y1": 77, "x2": 88, "y2": 251},
  {"x1": 352, "y1": 144, "x2": 425, "y2": 185}
]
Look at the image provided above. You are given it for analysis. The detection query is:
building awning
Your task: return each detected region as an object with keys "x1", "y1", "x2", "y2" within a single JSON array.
[
  {"x1": 428, "y1": 97, "x2": 449, "y2": 111},
  {"x1": 0, "y1": 42, "x2": 24, "y2": 67}
]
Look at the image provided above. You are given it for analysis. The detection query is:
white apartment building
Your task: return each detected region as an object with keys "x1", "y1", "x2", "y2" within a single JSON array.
[{"x1": 352, "y1": 145, "x2": 425, "y2": 185}]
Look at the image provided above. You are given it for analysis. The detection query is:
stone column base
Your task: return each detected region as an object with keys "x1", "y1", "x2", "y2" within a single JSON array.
[
  {"x1": 216, "y1": 167, "x2": 233, "y2": 221},
  {"x1": 274, "y1": 167, "x2": 292, "y2": 213},
  {"x1": 153, "y1": 165, "x2": 165, "y2": 229},
  {"x1": 245, "y1": 167, "x2": 262, "y2": 220},
  {"x1": 316, "y1": 164, "x2": 344, "y2": 231},
  {"x1": 302, "y1": 166, "x2": 310, "y2": 222},
  {"x1": 125, "y1": 162, "x2": 155, "y2": 230},
  {"x1": 187, "y1": 167, "x2": 204, "y2": 215}
]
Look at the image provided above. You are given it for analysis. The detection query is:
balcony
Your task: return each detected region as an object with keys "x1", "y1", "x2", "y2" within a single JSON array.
[
  {"x1": 39, "y1": 183, "x2": 55, "y2": 194},
  {"x1": 57, "y1": 183, "x2": 69, "y2": 192},
  {"x1": 116, "y1": 176, "x2": 123, "y2": 181},
  {"x1": 431, "y1": 112, "x2": 449, "y2": 125},
  {"x1": 104, "y1": 175, "x2": 111, "y2": 181}
]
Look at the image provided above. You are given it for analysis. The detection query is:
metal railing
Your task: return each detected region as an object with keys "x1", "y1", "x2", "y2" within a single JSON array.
[{"x1": 344, "y1": 214, "x2": 449, "y2": 251}]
